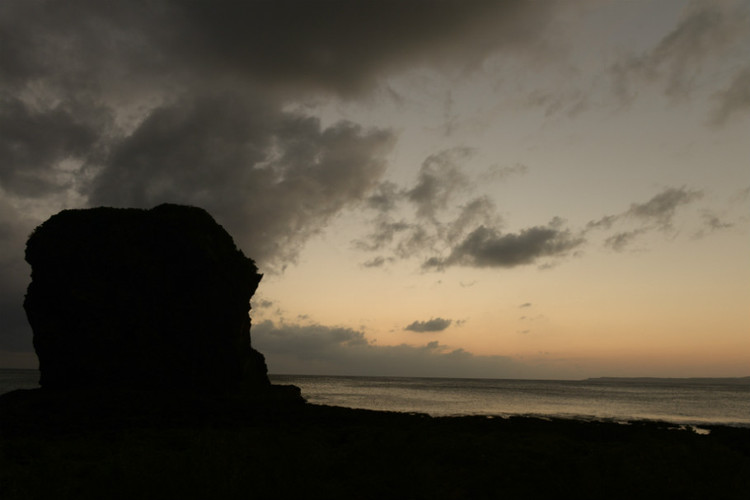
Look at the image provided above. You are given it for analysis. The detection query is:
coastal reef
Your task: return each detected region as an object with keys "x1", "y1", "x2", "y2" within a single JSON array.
[
  {"x1": 1, "y1": 397, "x2": 749, "y2": 500},
  {"x1": 23, "y1": 204, "x2": 269, "y2": 392}
]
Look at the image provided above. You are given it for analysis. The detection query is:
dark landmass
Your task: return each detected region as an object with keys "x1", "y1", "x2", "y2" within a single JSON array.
[
  {"x1": 586, "y1": 376, "x2": 750, "y2": 385},
  {"x1": 23, "y1": 204, "x2": 276, "y2": 394},
  {"x1": 2, "y1": 388, "x2": 749, "y2": 500}
]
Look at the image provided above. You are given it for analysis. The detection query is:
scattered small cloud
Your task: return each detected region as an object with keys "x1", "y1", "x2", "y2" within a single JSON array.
[
  {"x1": 362, "y1": 256, "x2": 388, "y2": 268},
  {"x1": 693, "y1": 210, "x2": 733, "y2": 239},
  {"x1": 404, "y1": 317, "x2": 453, "y2": 333},
  {"x1": 701, "y1": 211, "x2": 733, "y2": 231}
]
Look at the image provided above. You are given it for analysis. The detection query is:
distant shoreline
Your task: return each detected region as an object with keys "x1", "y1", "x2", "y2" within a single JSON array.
[
  {"x1": 585, "y1": 376, "x2": 750, "y2": 385},
  {"x1": 3, "y1": 368, "x2": 750, "y2": 382}
]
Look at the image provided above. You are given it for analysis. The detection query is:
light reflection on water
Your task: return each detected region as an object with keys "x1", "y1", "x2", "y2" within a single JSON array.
[
  {"x1": 270, "y1": 374, "x2": 750, "y2": 426},
  {"x1": 2, "y1": 370, "x2": 747, "y2": 426}
]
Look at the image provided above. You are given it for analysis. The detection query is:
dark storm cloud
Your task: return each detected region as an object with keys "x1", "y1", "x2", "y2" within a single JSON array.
[
  {"x1": 425, "y1": 222, "x2": 584, "y2": 270},
  {"x1": 0, "y1": 0, "x2": 566, "y2": 261},
  {"x1": 610, "y1": 0, "x2": 750, "y2": 105},
  {"x1": 88, "y1": 93, "x2": 395, "y2": 267},
  {"x1": 162, "y1": 0, "x2": 560, "y2": 96},
  {"x1": 0, "y1": 94, "x2": 104, "y2": 198},
  {"x1": 0, "y1": 0, "x2": 567, "y2": 279},
  {"x1": 252, "y1": 320, "x2": 529, "y2": 378},
  {"x1": 404, "y1": 318, "x2": 452, "y2": 333},
  {"x1": 0, "y1": 0, "x2": 563, "y2": 98}
]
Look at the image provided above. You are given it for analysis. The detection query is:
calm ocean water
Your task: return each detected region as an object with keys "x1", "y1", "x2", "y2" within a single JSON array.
[
  {"x1": 2, "y1": 370, "x2": 748, "y2": 426},
  {"x1": 270, "y1": 374, "x2": 750, "y2": 427}
]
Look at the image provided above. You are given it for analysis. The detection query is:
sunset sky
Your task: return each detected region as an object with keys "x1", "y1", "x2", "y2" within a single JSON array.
[{"x1": 1, "y1": 0, "x2": 748, "y2": 379}]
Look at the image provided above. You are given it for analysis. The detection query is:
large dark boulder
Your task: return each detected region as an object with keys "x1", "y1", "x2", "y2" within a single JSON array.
[{"x1": 24, "y1": 204, "x2": 270, "y2": 392}]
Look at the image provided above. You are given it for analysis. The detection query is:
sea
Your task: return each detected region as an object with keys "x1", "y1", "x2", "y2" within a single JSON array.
[{"x1": 2, "y1": 369, "x2": 748, "y2": 427}]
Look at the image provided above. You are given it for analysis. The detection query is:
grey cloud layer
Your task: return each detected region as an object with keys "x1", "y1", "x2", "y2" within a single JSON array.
[
  {"x1": 0, "y1": 0, "x2": 566, "y2": 355},
  {"x1": 0, "y1": 0, "x2": 561, "y2": 97},
  {"x1": 1, "y1": 1, "x2": 746, "y2": 360},
  {"x1": 252, "y1": 320, "x2": 532, "y2": 378},
  {"x1": 88, "y1": 93, "x2": 395, "y2": 266},
  {"x1": 0, "y1": 0, "x2": 564, "y2": 268},
  {"x1": 0, "y1": 94, "x2": 104, "y2": 198}
]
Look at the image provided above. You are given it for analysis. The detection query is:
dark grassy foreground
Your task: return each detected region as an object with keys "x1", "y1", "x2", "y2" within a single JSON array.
[{"x1": 2, "y1": 388, "x2": 749, "y2": 500}]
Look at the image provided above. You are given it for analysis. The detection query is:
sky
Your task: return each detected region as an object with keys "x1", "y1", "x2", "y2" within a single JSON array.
[{"x1": 1, "y1": 0, "x2": 748, "y2": 379}]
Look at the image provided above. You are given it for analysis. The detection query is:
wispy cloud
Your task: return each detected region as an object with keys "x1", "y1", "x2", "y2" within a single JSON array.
[
  {"x1": 588, "y1": 187, "x2": 704, "y2": 251},
  {"x1": 610, "y1": 1, "x2": 750, "y2": 105},
  {"x1": 710, "y1": 65, "x2": 750, "y2": 126}
]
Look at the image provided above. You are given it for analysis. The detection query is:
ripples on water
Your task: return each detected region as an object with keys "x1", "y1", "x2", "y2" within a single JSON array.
[
  {"x1": 271, "y1": 374, "x2": 750, "y2": 426},
  {"x1": 2, "y1": 370, "x2": 747, "y2": 426}
]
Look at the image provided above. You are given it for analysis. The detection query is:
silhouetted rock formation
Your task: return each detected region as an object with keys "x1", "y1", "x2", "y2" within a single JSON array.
[{"x1": 24, "y1": 204, "x2": 270, "y2": 393}]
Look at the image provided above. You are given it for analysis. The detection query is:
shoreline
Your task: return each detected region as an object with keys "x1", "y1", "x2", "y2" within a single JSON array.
[
  {"x1": 2, "y1": 370, "x2": 750, "y2": 428},
  {"x1": 2, "y1": 388, "x2": 750, "y2": 499}
]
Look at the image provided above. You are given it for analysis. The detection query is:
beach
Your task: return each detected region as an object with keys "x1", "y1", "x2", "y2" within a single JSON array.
[{"x1": 2, "y1": 387, "x2": 749, "y2": 499}]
